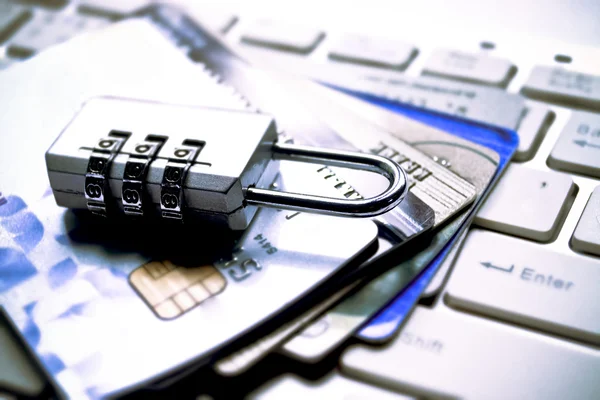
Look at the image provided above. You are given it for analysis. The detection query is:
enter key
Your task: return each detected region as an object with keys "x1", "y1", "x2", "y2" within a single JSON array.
[{"x1": 445, "y1": 229, "x2": 600, "y2": 345}]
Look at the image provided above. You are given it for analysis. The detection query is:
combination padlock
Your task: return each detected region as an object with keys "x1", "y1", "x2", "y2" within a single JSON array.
[{"x1": 46, "y1": 98, "x2": 407, "y2": 229}]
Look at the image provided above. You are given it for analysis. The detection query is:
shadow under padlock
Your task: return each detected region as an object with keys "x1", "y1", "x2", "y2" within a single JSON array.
[{"x1": 46, "y1": 97, "x2": 408, "y2": 231}]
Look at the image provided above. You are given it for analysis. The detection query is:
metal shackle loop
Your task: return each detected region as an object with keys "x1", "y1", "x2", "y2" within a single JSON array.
[{"x1": 244, "y1": 142, "x2": 408, "y2": 218}]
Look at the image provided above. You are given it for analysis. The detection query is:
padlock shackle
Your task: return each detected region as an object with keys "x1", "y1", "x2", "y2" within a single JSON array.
[{"x1": 244, "y1": 142, "x2": 408, "y2": 218}]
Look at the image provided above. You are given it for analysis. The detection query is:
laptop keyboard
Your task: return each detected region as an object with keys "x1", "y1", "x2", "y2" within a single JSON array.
[{"x1": 0, "y1": 0, "x2": 598, "y2": 398}]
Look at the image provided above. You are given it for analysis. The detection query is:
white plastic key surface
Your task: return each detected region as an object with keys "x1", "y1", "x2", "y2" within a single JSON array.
[
  {"x1": 240, "y1": 20, "x2": 324, "y2": 54},
  {"x1": 341, "y1": 306, "x2": 600, "y2": 400},
  {"x1": 445, "y1": 229, "x2": 600, "y2": 345},
  {"x1": 328, "y1": 34, "x2": 416, "y2": 71},
  {"x1": 421, "y1": 49, "x2": 515, "y2": 87},
  {"x1": 474, "y1": 164, "x2": 575, "y2": 241},
  {"x1": 513, "y1": 101, "x2": 554, "y2": 161},
  {"x1": 548, "y1": 110, "x2": 600, "y2": 178},
  {"x1": 571, "y1": 185, "x2": 600, "y2": 256},
  {"x1": 521, "y1": 66, "x2": 600, "y2": 112}
]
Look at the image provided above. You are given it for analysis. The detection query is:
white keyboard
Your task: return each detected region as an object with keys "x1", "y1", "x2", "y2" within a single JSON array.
[{"x1": 1, "y1": 1, "x2": 599, "y2": 398}]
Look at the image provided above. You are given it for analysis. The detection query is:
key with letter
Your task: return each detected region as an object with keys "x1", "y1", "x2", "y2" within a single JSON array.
[
  {"x1": 445, "y1": 229, "x2": 600, "y2": 345},
  {"x1": 547, "y1": 110, "x2": 600, "y2": 178},
  {"x1": 341, "y1": 306, "x2": 600, "y2": 399}
]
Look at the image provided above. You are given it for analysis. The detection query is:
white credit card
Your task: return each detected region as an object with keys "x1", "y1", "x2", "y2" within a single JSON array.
[{"x1": 0, "y1": 173, "x2": 378, "y2": 398}]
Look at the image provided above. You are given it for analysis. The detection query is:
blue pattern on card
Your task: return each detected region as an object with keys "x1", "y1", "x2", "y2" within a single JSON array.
[
  {"x1": 48, "y1": 258, "x2": 78, "y2": 289},
  {"x1": 0, "y1": 248, "x2": 38, "y2": 292},
  {"x1": 0, "y1": 195, "x2": 27, "y2": 217},
  {"x1": 58, "y1": 302, "x2": 88, "y2": 319},
  {"x1": 0, "y1": 196, "x2": 45, "y2": 253},
  {"x1": 2, "y1": 212, "x2": 45, "y2": 253},
  {"x1": 41, "y1": 352, "x2": 66, "y2": 374},
  {"x1": 24, "y1": 301, "x2": 37, "y2": 316},
  {"x1": 22, "y1": 318, "x2": 41, "y2": 348}
]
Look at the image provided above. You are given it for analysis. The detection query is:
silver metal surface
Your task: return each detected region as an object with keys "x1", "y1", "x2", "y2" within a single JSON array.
[
  {"x1": 122, "y1": 140, "x2": 162, "y2": 217},
  {"x1": 84, "y1": 134, "x2": 125, "y2": 217},
  {"x1": 160, "y1": 144, "x2": 202, "y2": 222},
  {"x1": 245, "y1": 141, "x2": 408, "y2": 217}
]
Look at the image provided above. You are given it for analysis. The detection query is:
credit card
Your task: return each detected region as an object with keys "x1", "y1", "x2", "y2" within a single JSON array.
[
  {"x1": 347, "y1": 91, "x2": 518, "y2": 343},
  {"x1": 0, "y1": 174, "x2": 379, "y2": 398},
  {"x1": 276, "y1": 81, "x2": 516, "y2": 361}
]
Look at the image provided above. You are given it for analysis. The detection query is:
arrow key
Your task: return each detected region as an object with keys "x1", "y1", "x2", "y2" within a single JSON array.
[{"x1": 548, "y1": 110, "x2": 600, "y2": 178}]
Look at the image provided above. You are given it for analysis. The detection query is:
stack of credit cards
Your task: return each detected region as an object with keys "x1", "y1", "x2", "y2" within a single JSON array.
[{"x1": 0, "y1": 4, "x2": 519, "y2": 399}]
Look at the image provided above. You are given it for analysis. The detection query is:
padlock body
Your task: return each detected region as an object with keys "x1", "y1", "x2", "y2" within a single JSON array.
[{"x1": 46, "y1": 97, "x2": 279, "y2": 229}]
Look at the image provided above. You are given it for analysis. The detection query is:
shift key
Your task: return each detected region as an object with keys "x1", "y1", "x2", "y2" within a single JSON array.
[{"x1": 445, "y1": 229, "x2": 600, "y2": 345}]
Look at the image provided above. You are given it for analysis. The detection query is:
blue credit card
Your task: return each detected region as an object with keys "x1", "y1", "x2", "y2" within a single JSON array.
[{"x1": 342, "y1": 92, "x2": 519, "y2": 342}]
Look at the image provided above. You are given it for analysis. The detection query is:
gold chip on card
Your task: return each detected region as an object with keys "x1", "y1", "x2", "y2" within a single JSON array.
[{"x1": 130, "y1": 260, "x2": 227, "y2": 319}]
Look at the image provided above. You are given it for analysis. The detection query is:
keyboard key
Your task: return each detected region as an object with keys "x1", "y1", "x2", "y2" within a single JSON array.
[
  {"x1": 474, "y1": 164, "x2": 574, "y2": 241},
  {"x1": 328, "y1": 34, "x2": 416, "y2": 71},
  {"x1": 7, "y1": 10, "x2": 109, "y2": 56},
  {"x1": 547, "y1": 110, "x2": 600, "y2": 178},
  {"x1": 446, "y1": 229, "x2": 600, "y2": 345},
  {"x1": 521, "y1": 66, "x2": 600, "y2": 111},
  {"x1": 422, "y1": 49, "x2": 516, "y2": 87},
  {"x1": 341, "y1": 306, "x2": 600, "y2": 399},
  {"x1": 240, "y1": 20, "x2": 324, "y2": 54},
  {"x1": 514, "y1": 101, "x2": 555, "y2": 161},
  {"x1": 0, "y1": 1, "x2": 31, "y2": 43},
  {"x1": 571, "y1": 186, "x2": 600, "y2": 256},
  {"x1": 78, "y1": 0, "x2": 152, "y2": 19},
  {"x1": 254, "y1": 373, "x2": 412, "y2": 399}
]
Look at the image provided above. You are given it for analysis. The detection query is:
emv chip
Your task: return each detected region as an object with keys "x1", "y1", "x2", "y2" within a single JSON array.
[{"x1": 130, "y1": 260, "x2": 227, "y2": 319}]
